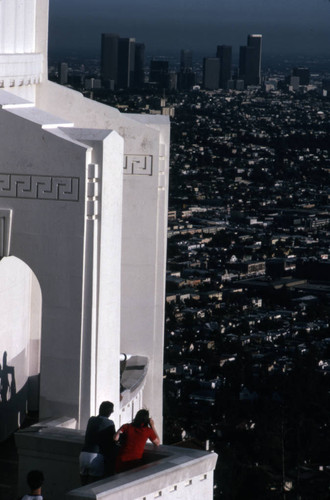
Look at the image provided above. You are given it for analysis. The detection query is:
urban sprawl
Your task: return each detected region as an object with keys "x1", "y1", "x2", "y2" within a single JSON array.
[{"x1": 50, "y1": 35, "x2": 330, "y2": 498}]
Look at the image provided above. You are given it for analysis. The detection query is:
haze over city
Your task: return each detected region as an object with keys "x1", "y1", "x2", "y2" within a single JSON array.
[{"x1": 48, "y1": 0, "x2": 330, "y2": 58}]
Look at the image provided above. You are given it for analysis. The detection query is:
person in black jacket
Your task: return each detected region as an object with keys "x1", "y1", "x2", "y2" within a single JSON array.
[{"x1": 79, "y1": 401, "x2": 116, "y2": 484}]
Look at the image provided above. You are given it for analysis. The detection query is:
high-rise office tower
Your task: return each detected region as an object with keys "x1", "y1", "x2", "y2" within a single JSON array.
[
  {"x1": 292, "y1": 67, "x2": 310, "y2": 86},
  {"x1": 58, "y1": 62, "x2": 68, "y2": 85},
  {"x1": 177, "y1": 70, "x2": 195, "y2": 90},
  {"x1": 180, "y1": 49, "x2": 193, "y2": 72},
  {"x1": 203, "y1": 57, "x2": 220, "y2": 90},
  {"x1": 177, "y1": 49, "x2": 195, "y2": 90},
  {"x1": 101, "y1": 33, "x2": 119, "y2": 88},
  {"x1": 239, "y1": 45, "x2": 251, "y2": 83},
  {"x1": 216, "y1": 45, "x2": 232, "y2": 89},
  {"x1": 168, "y1": 71, "x2": 177, "y2": 90},
  {"x1": 247, "y1": 34, "x2": 262, "y2": 84},
  {"x1": 149, "y1": 60, "x2": 169, "y2": 89},
  {"x1": 239, "y1": 34, "x2": 262, "y2": 87},
  {"x1": 134, "y1": 42, "x2": 145, "y2": 88},
  {"x1": 101, "y1": 34, "x2": 144, "y2": 89},
  {"x1": 117, "y1": 37, "x2": 135, "y2": 89}
]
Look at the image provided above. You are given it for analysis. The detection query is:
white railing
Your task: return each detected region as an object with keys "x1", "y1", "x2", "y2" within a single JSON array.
[{"x1": 119, "y1": 354, "x2": 148, "y2": 426}]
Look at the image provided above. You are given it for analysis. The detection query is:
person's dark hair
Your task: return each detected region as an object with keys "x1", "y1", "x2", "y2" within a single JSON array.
[
  {"x1": 99, "y1": 401, "x2": 114, "y2": 417},
  {"x1": 132, "y1": 409, "x2": 150, "y2": 427},
  {"x1": 27, "y1": 470, "x2": 44, "y2": 490}
]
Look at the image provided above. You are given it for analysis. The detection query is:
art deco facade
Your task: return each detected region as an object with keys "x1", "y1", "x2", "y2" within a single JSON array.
[
  {"x1": 0, "y1": 0, "x2": 168, "y2": 438},
  {"x1": 0, "y1": 1, "x2": 217, "y2": 498}
]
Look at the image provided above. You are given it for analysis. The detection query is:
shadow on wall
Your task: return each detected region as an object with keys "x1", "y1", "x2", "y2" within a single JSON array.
[
  {"x1": 0, "y1": 351, "x2": 16, "y2": 403},
  {"x1": 0, "y1": 351, "x2": 27, "y2": 442}
]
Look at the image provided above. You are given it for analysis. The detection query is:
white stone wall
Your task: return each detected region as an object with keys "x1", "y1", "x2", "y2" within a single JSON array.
[
  {"x1": 0, "y1": 90, "x2": 124, "y2": 432},
  {"x1": 0, "y1": 82, "x2": 169, "y2": 437},
  {"x1": 0, "y1": 257, "x2": 41, "y2": 439},
  {"x1": 0, "y1": 0, "x2": 36, "y2": 53},
  {"x1": 28, "y1": 271, "x2": 42, "y2": 411},
  {"x1": 36, "y1": 82, "x2": 170, "y2": 434},
  {"x1": 0, "y1": 0, "x2": 48, "y2": 100},
  {"x1": 0, "y1": 0, "x2": 170, "y2": 438}
]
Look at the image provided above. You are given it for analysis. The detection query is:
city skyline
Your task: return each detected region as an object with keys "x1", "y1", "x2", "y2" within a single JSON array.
[{"x1": 48, "y1": 0, "x2": 330, "y2": 58}]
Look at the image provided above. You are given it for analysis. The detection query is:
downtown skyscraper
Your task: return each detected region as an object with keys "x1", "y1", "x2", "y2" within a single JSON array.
[
  {"x1": 216, "y1": 45, "x2": 232, "y2": 89},
  {"x1": 239, "y1": 34, "x2": 262, "y2": 87},
  {"x1": 177, "y1": 49, "x2": 195, "y2": 90},
  {"x1": 180, "y1": 49, "x2": 193, "y2": 72},
  {"x1": 101, "y1": 33, "x2": 145, "y2": 89},
  {"x1": 117, "y1": 36, "x2": 135, "y2": 88},
  {"x1": 101, "y1": 33, "x2": 119, "y2": 88}
]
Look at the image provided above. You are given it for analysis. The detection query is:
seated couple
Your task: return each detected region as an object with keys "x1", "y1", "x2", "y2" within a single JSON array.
[{"x1": 79, "y1": 402, "x2": 160, "y2": 484}]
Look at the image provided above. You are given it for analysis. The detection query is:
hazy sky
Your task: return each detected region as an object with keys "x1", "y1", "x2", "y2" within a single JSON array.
[{"x1": 48, "y1": 0, "x2": 330, "y2": 58}]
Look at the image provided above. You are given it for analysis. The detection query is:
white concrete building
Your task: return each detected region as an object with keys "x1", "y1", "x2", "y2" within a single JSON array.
[
  {"x1": 0, "y1": 1, "x2": 217, "y2": 498},
  {"x1": 0, "y1": 0, "x2": 169, "y2": 436}
]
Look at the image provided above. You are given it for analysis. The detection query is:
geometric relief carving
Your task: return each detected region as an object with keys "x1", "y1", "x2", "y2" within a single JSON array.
[
  {"x1": 124, "y1": 155, "x2": 153, "y2": 175},
  {"x1": 0, "y1": 209, "x2": 12, "y2": 258},
  {"x1": 0, "y1": 174, "x2": 79, "y2": 201},
  {"x1": 86, "y1": 163, "x2": 99, "y2": 220}
]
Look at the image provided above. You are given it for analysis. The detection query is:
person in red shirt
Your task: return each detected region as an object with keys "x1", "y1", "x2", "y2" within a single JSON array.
[{"x1": 114, "y1": 409, "x2": 160, "y2": 472}]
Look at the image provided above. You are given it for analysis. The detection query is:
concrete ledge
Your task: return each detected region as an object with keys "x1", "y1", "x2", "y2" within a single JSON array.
[
  {"x1": 67, "y1": 444, "x2": 217, "y2": 500},
  {"x1": 15, "y1": 425, "x2": 217, "y2": 500}
]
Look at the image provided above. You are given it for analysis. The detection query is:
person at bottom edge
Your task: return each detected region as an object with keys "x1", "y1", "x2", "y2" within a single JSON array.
[
  {"x1": 79, "y1": 401, "x2": 116, "y2": 484},
  {"x1": 114, "y1": 409, "x2": 160, "y2": 473},
  {"x1": 19, "y1": 470, "x2": 45, "y2": 500}
]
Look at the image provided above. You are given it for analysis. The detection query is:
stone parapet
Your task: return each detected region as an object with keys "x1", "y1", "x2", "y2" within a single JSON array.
[
  {"x1": 120, "y1": 355, "x2": 148, "y2": 425},
  {"x1": 15, "y1": 425, "x2": 217, "y2": 500}
]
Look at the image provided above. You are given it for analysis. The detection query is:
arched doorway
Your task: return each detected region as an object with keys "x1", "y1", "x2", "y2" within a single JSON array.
[{"x1": 0, "y1": 256, "x2": 42, "y2": 441}]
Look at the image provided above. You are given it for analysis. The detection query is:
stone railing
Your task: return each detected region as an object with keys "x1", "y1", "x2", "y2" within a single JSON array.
[
  {"x1": 119, "y1": 355, "x2": 148, "y2": 426},
  {"x1": 67, "y1": 445, "x2": 217, "y2": 500},
  {"x1": 15, "y1": 423, "x2": 217, "y2": 500}
]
